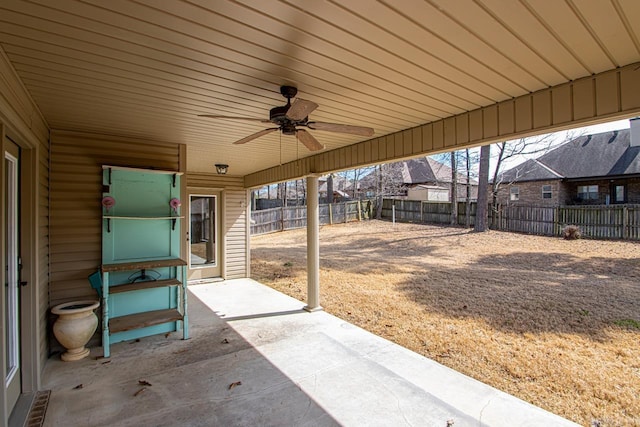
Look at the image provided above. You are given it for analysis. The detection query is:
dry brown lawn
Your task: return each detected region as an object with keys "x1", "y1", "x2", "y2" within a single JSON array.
[{"x1": 250, "y1": 220, "x2": 640, "y2": 427}]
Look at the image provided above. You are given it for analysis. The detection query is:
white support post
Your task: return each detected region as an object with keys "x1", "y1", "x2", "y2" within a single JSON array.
[{"x1": 304, "y1": 176, "x2": 322, "y2": 312}]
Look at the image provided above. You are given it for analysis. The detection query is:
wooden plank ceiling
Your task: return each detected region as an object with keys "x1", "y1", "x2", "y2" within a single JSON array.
[{"x1": 0, "y1": 0, "x2": 639, "y2": 177}]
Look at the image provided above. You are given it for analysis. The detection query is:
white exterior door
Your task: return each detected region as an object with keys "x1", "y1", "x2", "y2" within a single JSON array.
[
  {"x1": 187, "y1": 193, "x2": 221, "y2": 280},
  {"x1": 4, "y1": 138, "x2": 21, "y2": 417}
]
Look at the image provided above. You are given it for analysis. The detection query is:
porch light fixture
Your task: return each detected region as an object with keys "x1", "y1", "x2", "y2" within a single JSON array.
[{"x1": 215, "y1": 164, "x2": 229, "y2": 175}]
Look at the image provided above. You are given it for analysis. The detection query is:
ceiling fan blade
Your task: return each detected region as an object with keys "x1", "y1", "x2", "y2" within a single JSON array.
[
  {"x1": 199, "y1": 115, "x2": 271, "y2": 123},
  {"x1": 286, "y1": 98, "x2": 318, "y2": 121},
  {"x1": 296, "y1": 129, "x2": 324, "y2": 151},
  {"x1": 233, "y1": 128, "x2": 278, "y2": 145},
  {"x1": 307, "y1": 121, "x2": 374, "y2": 137}
]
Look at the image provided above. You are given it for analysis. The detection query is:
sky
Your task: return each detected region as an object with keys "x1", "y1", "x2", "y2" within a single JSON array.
[{"x1": 487, "y1": 118, "x2": 632, "y2": 176}]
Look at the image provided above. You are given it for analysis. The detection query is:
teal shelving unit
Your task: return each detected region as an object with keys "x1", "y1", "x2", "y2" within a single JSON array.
[{"x1": 100, "y1": 166, "x2": 188, "y2": 357}]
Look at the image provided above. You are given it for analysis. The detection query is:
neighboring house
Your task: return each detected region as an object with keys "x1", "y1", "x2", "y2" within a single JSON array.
[
  {"x1": 319, "y1": 174, "x2": 352, "y2": 202},
  {"x1": 358, "y1": 157, "x2": 479, "y2": 201},
  {"x1": 495, "y1": 119, "x2": 640, "y2": 206},
  {"x1": 358, "y1": 163, "x2": 406, "y2": 198},
  {"x1": 402, "y1": 157, "x2": 479, "y2": 202}
]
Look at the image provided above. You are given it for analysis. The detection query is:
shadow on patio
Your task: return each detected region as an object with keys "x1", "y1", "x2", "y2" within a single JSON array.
[{"x1": 41, "y1": 279, "x2": 578, "y2": 426}]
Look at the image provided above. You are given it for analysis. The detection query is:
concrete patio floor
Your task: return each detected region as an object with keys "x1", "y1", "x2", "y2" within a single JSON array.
[{"x1": 41, "y1": 279, "x2": 578, "y2": 426}]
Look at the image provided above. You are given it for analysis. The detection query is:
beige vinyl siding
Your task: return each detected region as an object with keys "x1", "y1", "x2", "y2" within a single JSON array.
[
  {"x1": 38, "y1": 132, "x2": 49, "y2": 367},
  {"x1": 49, "y1": 130, "x2": 182, "y2": 307},
  {"x1": 186, "y1": 173, "x2": 248, "y2": 279},
  {"x1": 0, "y1": 46, "x2": 50, "y2": 382}
]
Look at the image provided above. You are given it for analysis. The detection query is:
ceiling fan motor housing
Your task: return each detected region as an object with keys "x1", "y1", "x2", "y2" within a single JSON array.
[
  {"x1": 269, "y1": 104, "x2": 307, "y2": 134},
  {"x1": 270, "y1": 85, "x2": 306, "y2": 132},
  {"x1": 269, "y1": 105, "x2": 290, "y2": 124}
]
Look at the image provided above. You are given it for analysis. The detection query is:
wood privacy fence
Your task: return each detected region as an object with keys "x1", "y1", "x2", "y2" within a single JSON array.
[
  {"x1": 493, "y1": 204, "x2": 640, "y2": 240},
  {"x1": 381, "y1": 199, "x2": 477, "y2": 227},
  {"x1": 381, "y1": 199, "x2": 640, "y2": 241},
  {"x1": 251, "y1": 200, "x2": 375, "y2": 235}
]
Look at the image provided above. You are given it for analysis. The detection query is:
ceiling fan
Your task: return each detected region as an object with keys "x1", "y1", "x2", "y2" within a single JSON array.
[{"x1": 199, "y1": 86, "x2": 374, "y2": 152}]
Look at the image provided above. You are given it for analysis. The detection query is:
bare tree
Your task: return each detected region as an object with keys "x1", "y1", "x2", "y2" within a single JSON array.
[
  {"x1": 376, "y1": 165, "x2": 384, "y2": 219},
  {"x1": 450, "y1": 152, "x2": 458, "y2": 225},
  {"x1": 475, "y1": 144, "x2": 491, "y2": 232},
  {"x1": 327, "y1": 173, "x2": 334, "y2": 203},
  {"x1": 464, "y1": 148, "x2": 474, "y2": 227},
  {"x1": 298, "y1": 179, "x2": 306, "y2": 204},
  {"x1": 353, "y1": 167, "x2": 374, "y2": 199},
  {"x1": 489, "y1": 130, "x2": 582, "y2": 222}
]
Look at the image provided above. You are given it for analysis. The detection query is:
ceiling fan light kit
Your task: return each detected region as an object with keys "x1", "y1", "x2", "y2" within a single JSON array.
[{"x1": 199, "y1": 86, "x2": 374, "y2": 152}]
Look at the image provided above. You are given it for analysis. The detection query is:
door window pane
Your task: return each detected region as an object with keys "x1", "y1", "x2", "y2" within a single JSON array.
[
  {"x1": 615, "y1": 185, "x2": 625, "y2": 203},
  {"x1": 4, "y1": 152, "x2": 19, "y2": 380},
  {"x1": 190, "y1": 196, "x2": 216, "y2": 267}
]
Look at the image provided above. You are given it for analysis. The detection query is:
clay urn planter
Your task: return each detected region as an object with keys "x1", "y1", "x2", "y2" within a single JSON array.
[{"x1": 51, "y1": 300, "x2": 100, "y2": 361}]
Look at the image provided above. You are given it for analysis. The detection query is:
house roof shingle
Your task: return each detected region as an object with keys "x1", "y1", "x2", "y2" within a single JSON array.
[
  {"x1": 498, "y1": 129, "x2": 640, "y2": 183},
  {"x1": 402, "y1": 157, "x2": 478, "y2": 185}
]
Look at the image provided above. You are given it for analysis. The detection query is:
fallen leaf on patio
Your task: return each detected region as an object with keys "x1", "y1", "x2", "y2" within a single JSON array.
[
  {"x1": 221, "y1": 338, "x2": 230, "y2": 344},
  {"x1": 73, "y1": 384, "x2": 83, "y2": 390},
  {"x1": 101, "y1": 360, "x2": 111, "y2": 365},
  {"x1": 385, "y1": 324, "x2": 393, "y2": 327},
  {"x1": 228, "y1": 381, "x2": 242, "y2": 390},
  {"x1": 134, "y1": 388, "x2": 146, "y2": 397},
  {"x1": 138, "y1": 380, "x2": 152, "y2": 386},
  {"x1": 165, "y1": 333, "x2": 171, "y2": 338}
]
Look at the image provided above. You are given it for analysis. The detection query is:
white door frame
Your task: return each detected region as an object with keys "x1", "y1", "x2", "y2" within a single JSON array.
[
  {"x1": 1, "y1": 125, "x2": 41, "y2": 426},
  {"x1": 4, "y1": 139, "x2": 21, "y2": 415},
  {"x1": 187, "y1": 191, "x2": 222, "y2": 280}
]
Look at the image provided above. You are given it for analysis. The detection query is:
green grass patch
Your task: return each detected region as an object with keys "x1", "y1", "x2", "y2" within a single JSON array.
[{"x1": 613, "y1": 319, "x2": 640, "y2": 330}]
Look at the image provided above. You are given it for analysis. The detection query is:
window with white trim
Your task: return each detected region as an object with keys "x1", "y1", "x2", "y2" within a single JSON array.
[
  {"x1": 577, "y1": 185, "x2": 598, "y2": 200},
  {"x1": 542, "y1": 185, "x2": 552, "y2": 199},
  {"x1": 510, "y1": 186, "x2": 519, "y2": 201}
]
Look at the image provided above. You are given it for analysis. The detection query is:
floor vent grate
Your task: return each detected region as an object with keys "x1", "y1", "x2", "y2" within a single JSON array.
[{"x1": 26, "y1": 390, "x2": 50, "y2": 427}]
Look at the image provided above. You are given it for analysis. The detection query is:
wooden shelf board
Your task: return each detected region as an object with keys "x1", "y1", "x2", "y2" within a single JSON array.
[
  {"x1": 109, "y1": 309, "x2": 183, "y2": 333},
  {"x1": 103, "y1": 216, "x2": 184, "y2": 220},
  {"x1": 102, "y1": 165, "x2": 183, "y2": 176},
  {"x1": 102, "y1": 258, "x2": 187, "y2": 272},
  {"x1": 110, "y1": 278, "x2": 181, "y2": 294}
]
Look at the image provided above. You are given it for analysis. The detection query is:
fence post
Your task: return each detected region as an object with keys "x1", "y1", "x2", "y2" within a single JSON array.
[
  {"x1": 357, "y1": 200, "x2": 362, "y2": 221},
  {"x1": 623, "y1": 205, "x2": 629, "y2": 240},
  {"x1": 329, "y1": 203, "x2": 333, "y2": 225},
  {"x1": 280, "y1": 206, "x2": 284, "y2": 232}
]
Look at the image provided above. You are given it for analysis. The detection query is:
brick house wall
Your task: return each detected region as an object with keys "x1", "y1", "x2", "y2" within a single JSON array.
[
  {"x1": 493, "y1": 179, "x2": 561, "y2": 206},
  {"x1": 494, "y1": 177, "x2": 640, "y2": 205},
  {"x1": 564, "y1": 177, "x2": 640, "y2": 204},
  {"x1": 629, "y1": 178, "x2": 640, "y2": 203}
]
